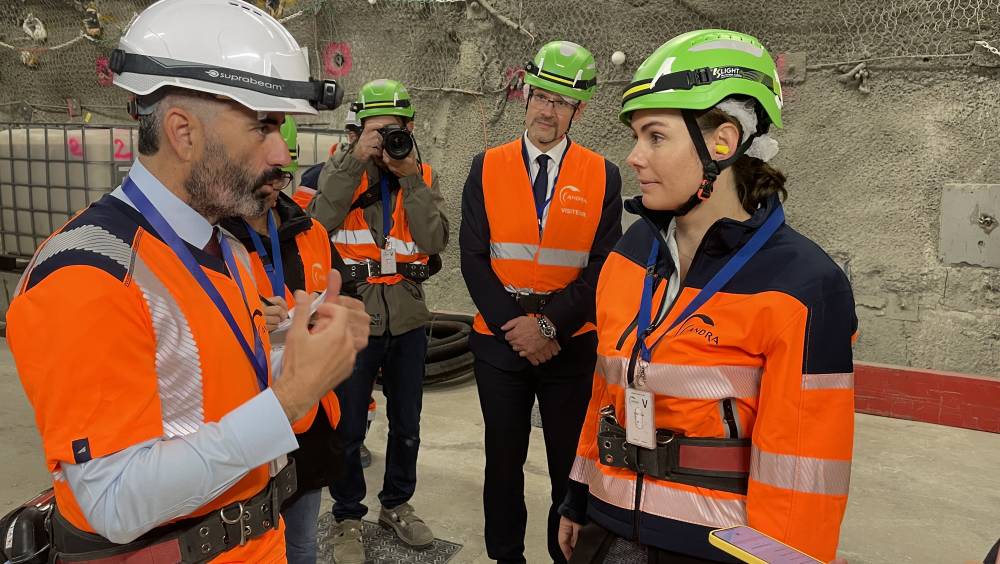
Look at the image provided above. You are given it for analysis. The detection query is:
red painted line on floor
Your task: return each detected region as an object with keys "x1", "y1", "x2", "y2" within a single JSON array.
[{"x1": 855, "y1": 362, "x2": 1000, "y2": 433}]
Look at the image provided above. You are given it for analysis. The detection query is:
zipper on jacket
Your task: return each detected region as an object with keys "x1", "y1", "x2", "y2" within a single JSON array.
[
  {"x1": 615, "y1": 312, "x2": 640, "y2": 352},
  {"x1": 721, "y1": 398, "x2": 739, "y2": 438}
]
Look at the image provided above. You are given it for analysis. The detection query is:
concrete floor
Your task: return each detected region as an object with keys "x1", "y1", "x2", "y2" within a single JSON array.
[{"x1": 2, "y1": 340, "x2": 999, "y2": 563}]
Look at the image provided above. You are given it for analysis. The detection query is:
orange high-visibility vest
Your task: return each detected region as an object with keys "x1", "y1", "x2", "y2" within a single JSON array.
[
  {"x1": 330, "y1": 164, "x2": 433, "y2": 285},
  {"x1": 7, "y1": 198, "x2": 285, "y2": 561},
  {"x1": 291, "y1": 186, "x2": 316, "y2": 209},
  {"x1": 472, "y1": 139, "x2": 606, "y2": 336},
  {"x1": 570, "y1": 206, "x2": 855, "y2": 561},
  {"x1": 241, "y1": 216, "x2": 341, "y2": 433}
]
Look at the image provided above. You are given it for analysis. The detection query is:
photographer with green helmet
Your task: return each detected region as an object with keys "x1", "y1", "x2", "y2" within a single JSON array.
[
  {"x1": 309, "y1": 78, "x2": 448, "y2": 564},
  {"x1": 557, "y1": 30, "x2": 856, "y2": 563}
]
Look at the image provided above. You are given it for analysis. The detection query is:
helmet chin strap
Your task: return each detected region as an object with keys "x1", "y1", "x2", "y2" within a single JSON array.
[{"x1": 673, "y1": 109, "x2": 757, "y2": 216}]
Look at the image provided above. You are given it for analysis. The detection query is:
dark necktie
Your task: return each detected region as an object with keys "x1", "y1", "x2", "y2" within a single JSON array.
[
  {"x1": 203, "y1": 226, "x2": 222, "y2": 259},
  {"x1": 533, "y1": 154, "x2": 551, "y2": 217}
]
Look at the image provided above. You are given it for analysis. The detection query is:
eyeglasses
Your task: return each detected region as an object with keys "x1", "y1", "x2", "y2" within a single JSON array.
[
  {"x1": 269, "y1": 171, "x2": 294, "y2": 191},
  {"x1": 528, "y1": 90, "x2": 579, "y2": 115}
]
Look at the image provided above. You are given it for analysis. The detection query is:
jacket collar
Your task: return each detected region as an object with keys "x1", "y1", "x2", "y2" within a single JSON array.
[{"x1": 625, "y1": 193, "x2": 782, "y2": 258}]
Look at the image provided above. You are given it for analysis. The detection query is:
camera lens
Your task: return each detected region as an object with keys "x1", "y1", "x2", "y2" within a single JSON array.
[{"x1": 380, "y1": 126, "x2": 413, "y2": 160}]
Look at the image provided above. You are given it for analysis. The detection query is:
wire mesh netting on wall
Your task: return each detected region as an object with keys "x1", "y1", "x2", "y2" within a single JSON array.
[{"x1": 1, "y1": 0, "x2": 998, "y2": 124}]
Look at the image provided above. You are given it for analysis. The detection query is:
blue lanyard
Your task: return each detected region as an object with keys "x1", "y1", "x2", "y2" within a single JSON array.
[
  {"x1": 636, "y1": 238, "x2": 661, "y2": 363},
  {"x1": 245, "y1": 211, "x2": 285, "y2": 297},
  {"x1": 635, "y1": 204, "x2": 786, "y2": 364},
  {"x1": 123, "y1": 178, "x2": 269, "y2": 392},
  {"x1": 380, "y1": 176, "x2": 393, "y2": 246},
  {"x1": 521, "y1": 137, "x2": 572, "y2": 232}
]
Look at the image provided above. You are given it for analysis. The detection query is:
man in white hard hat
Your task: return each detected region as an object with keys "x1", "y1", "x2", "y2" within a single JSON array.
[{"x1": 3, "y1": 0, "x2": 366, "y2": 562}]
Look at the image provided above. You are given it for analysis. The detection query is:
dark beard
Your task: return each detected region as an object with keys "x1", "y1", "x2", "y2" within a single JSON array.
[{"x1": 184, "y1": 140, "x2": 281, "y2": 220}]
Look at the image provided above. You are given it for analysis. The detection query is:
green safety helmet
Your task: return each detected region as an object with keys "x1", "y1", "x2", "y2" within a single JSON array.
[
  {"x1": 523, "y1": 40, "x2": 597, "y2": 102},
  {"x1": 620, "y1": 30, "x2": 784, "y2": 214},
  {"x1": 350, "y1": 79, "x2": 414, "y2": 122},
  {"x1": 280, "y1": 115, "x2": 299, "y2": 173},
  {"x1": 619, "y1": 29, "x2": 782, "y2": 128}
]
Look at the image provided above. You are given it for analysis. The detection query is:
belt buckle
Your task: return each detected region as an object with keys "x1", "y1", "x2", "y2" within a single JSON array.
[
  {"x1": 656, "y1": 429, "x2": 676, "y2": 446},
  {"x1": 366, "y1": 260, "x2": 376, "y2": 278},
  {"x1": 220, "y1": 502, "x2": 248, "y2": 546}
]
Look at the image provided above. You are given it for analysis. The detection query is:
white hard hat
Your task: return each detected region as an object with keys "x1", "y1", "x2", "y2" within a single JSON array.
[{"x1": 110, "y1": 0, "x2": 343, "y2": 116}]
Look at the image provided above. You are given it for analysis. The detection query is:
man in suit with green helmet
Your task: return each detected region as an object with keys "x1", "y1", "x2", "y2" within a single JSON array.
[{"x1": 460, "y1": 41, "x2": 623, "y2": 563}]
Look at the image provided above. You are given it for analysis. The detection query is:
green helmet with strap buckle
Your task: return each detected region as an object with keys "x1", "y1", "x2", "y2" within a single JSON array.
[
  {"x1": 524, "y1": 41, "x2": 597, "y2": 102},
  {"x1": 280, "y1": 115, "x2": 298, "y2": 173},
  {"x1": 351, "y1": 79, "x2": 415, "y2": 122},
  {"x1": 619, "y1": 29, "x2": 782, "y2": 128}
]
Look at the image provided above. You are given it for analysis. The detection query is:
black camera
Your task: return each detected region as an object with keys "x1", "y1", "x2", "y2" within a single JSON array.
[{"x1": 378, "y1": 124, "x2": 414, "y2": 160}]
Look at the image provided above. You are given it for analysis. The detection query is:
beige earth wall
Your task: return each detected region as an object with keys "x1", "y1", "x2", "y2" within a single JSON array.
[{"x1": 2, "y1": 0, "x2": 998, "y2": 376}]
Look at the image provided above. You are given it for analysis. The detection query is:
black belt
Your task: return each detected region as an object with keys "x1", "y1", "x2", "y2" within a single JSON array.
[
  {"x1": 509, "y1": 291, "x2": 551, "y2": 314},
  {"x1": 597, "y1": 406, "x2": 750, "y2": 494},
  {"x1": 344, "y1": 260, "x2": 430, "y2": 282},
  {"x1": 52, "y1": 460, "x2": 298, "y2": 563}
]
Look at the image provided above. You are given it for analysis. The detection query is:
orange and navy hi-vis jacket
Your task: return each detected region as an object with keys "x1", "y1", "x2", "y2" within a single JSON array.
[
  {"x1": 221, "y1": 191, "x2": 341, "y2": 434},
  {"x1": 6, "y1": 195, "x2": 283, "y2": 561},
  {"x1": 561, "y1": 194, "x2": 857, "y2": 562},
  {"x1": 331, "y1": 163, "x2": 434, "y2": 285},
  {"x1": 459, "y1": 137, "x2": 623, "y2": 371}
]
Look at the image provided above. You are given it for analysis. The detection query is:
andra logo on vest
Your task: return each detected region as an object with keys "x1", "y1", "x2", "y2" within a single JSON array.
[
  {"x1": 558, "y1": 185, "x2": 588, "y2": 217},
  {"x1": 675, "y1": 313, "x2": 720, "y2": 345}
]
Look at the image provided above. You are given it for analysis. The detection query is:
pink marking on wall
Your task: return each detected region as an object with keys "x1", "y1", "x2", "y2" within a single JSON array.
[
  {"x1": 96, "y1": 57, "x2": 114, "y2": 87},
  {"x1": 505, "y1": 67, "x2": 526, "y2": 101},
  {"x1": 322, "y1": 42, "x2": 353, "y2": 78}
]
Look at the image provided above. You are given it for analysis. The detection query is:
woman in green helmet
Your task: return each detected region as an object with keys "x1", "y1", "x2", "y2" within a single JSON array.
[{"x1": 557, "y1": 30, "x2": 857, "y2": 563}]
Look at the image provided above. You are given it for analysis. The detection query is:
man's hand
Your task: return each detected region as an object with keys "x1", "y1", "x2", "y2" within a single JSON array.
[
  {"x1": 381, "y1": 147, "x2": 421, "y2": 179},
  {"x1": 272, "y1": 270, "x2": 370, "y2": 423},
  {"x1": 557, "y1": 517, "x2": 582, "y2": 561},
  {"x1": 502, "y1": 315, "x2": 552, "y2": 356},
  {"x1": 351, "y1": 125, "x2": 383, "y2": 163},
  {"x1": 524, "y1": 338, "x2": 560, "y2": 366},
  {"x1": 261, "y1": 296, "x2": 288, "y2": 332}
]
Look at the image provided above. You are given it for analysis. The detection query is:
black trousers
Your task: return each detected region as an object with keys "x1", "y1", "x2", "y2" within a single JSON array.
[{"x1": 474, "y1": 336, "x2": 596, "y2": 564}]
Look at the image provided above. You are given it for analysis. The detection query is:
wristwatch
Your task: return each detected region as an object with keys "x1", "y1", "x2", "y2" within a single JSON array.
[{"x1": 537, "y1": 316, "x2": 557, "y2": 340}]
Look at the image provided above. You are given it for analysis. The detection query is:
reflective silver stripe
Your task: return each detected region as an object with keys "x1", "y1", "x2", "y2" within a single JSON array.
[
  {"x1": 332, "y1": 230, "x2": 422, "y2": 256},
  {"x1": 575, "y1": 456, "x2": 746, "y2": 527},
  {"x1": 52, "y1": 469, "x2": 65, "y2": 482},
  {"x1": 569, "y1": 455, "x2": 594, "y2": 483},
  {"x1": 575, "y1": 456, "x2": 637, "y2": 511},
  {"x1": 18, "y1": 225, "x2": 133, "y2": 294},
  {"x1": 490, "y1": 242, "x2": 538, "y2": 261},
  {"x1": 802, "y1": 372, "x2": 854, "y2": 390},
  {"x1": 597, "y1": 355, "x2": 629, "y2": 387},
  {"x1": 537, "y1": 248, "x2": 589, "y2": 268},
  {"x1": 331, "y1": 228, "x2": 377, "y2": 246},
  {"x1": 132, "y1": 254, "x2": 204, "y2": 439},
  {"x1": 641, "y1": 477, "x2": 747, "y2": 528},
  {"x1": 387, "y1": 236, "x2": 423, "y2": 256},
  {"x1": 597, "y1": 355, "x2": 761, "y2": 399},
  {"x1": 489, "y1": 242, "x2": 587, "y2": 267},
  {"x1": 750, "y1": 447, "x2": 851, "y2": 496}
]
